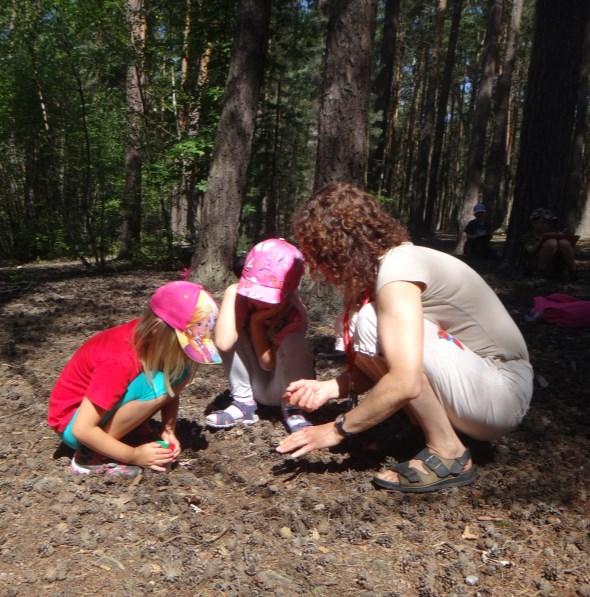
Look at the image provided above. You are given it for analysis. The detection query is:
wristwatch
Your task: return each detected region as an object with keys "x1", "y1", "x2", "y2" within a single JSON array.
[{"x1": 334, "y1": 413, "x2": 355, "y2": 438}]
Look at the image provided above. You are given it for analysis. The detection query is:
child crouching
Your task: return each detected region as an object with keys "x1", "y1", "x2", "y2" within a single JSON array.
[
  {"x1": 47, "y1": 281, "x2": 221, "y2": 478},
  {"x1": 206, "y1": 238, "x2": 314, "y2": 433}
]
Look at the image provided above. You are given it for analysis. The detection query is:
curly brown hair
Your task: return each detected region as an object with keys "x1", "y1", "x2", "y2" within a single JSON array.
[{"x1": 292, "y1": 182, "x2": 410, "y2": 303}]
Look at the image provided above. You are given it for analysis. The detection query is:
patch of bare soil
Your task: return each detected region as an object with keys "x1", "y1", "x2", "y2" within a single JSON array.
[{"x1": 0, "y1": 250, "x2": 589, "y2": 597}]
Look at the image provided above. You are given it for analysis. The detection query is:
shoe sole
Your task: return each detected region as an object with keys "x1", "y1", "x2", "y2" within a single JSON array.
[
  {"x1": 70, "y1": 456, "x2": 97, "y2": 475},
  {"x1": 70, "y1": 457, "x2": 141, "y2": 478}
]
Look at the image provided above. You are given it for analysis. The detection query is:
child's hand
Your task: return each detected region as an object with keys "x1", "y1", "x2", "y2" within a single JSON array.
[
  {"x1": 160, "y1": 430, "x2": 181, "y2": 459},
  {"x1": 133, "y1": 442, "x2": 175, "y2": 472}
]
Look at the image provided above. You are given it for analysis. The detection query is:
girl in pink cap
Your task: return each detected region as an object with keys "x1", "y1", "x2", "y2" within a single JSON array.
[
  {"x1": 206, "y1": 238, "x2": 314, "y2": 432},
  {"x1": 47, "y1": 281, "x2": 221, "y2": 477}
]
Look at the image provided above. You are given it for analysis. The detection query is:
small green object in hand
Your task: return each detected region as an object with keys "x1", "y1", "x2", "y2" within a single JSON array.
[{"x1": 156, "y1": 440, "x2": 169, "y2": 449}]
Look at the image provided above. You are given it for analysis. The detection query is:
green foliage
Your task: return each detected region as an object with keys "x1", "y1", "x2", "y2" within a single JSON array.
[{"x1": 0, "y1": 0, "x2": 565, "y2": 265}]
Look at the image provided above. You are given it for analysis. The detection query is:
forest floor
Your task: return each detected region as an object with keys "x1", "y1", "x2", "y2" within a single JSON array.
[{"x1": 0, "y1": 239, "x2": 589, "y2": 597}]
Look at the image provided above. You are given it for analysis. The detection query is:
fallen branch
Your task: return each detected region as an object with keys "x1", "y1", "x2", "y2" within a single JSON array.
[{"x1": 0, "y1": 404, "x2": 35, "y2": 420}]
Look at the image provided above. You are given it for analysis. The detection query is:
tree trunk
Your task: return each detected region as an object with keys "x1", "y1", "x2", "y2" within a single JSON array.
[
  {"x1": 314, "y1": 0, "x2": 378, "y2": 191},
  {"x1": 382, "y1": 32, "x2": 405, "y2": 200},
  {"x1": 400, "y1": 51, "x2": 425, "y2": 218},
  {"x1": 569, "y1": 6, "x2": 590, "y2": 236},
  {"x1": 191, "y1": 0, "x2": 271, "y2": 283},
  {"x1": 454, "y1": 0, "x2": 502, "y2": 255},
  {"x1": 483, "y1": 0, "x2": 524, "y2": 229},
  {"x1": 265, "y1": 77, "x2": 282, "y2": 238},
  {"x1": 506, "y1": 0, "x2": 590, "y2": 258},
  {"x1": 368, "y1": 0, "x2": 401, "y2": 190},
  {"x1": 118, "y1": 0, "x2": 146, "y2": 259},
  {"x1": 424, "y1": 0, "x2": 463, "y2": 234},
  {"x1": 410, "y1": 0, "x2": 448, "y2": 237}
]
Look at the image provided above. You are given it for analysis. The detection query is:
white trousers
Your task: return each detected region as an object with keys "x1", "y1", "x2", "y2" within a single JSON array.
[{"x1": 350, "y1": 303, "x2": 533, "y2": 441}]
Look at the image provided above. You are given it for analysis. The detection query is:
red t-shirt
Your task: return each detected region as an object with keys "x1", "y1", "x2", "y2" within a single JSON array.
[{"x1": 47, "y1": 320, "x2": 142, "y2": 432}]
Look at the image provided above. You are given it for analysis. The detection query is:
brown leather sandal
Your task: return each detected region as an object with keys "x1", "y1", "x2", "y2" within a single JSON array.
[{"x1": 372, "y1": 448, "x2": 477, "y2": 493}]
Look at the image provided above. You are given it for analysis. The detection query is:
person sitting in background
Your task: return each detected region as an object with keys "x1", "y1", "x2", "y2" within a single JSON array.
[
  {"x1": 522, "y1": 208, "x2": 578, "y2": 280},
  {"x1": 464, "y1": 203, "x2": 495, "y2": 259}
]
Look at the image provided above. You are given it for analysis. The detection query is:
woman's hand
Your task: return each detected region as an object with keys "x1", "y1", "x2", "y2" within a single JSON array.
[
  {"x1": 276, "y1": 422, "x2": 343, "y2": 458},
  {"x1": 282, "y1": 379, "x2": 340, "y2": 412},
  {"x1": 160, "y1": 429, "x2": 181, "y2": 459},
  {"x1": 132, "y1": 442, "x2": 175, "y2": 472}
]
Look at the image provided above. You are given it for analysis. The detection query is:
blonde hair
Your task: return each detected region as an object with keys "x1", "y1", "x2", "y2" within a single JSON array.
[{"x1": 134, "y1": 307, "x2": 197, "y2": 396}]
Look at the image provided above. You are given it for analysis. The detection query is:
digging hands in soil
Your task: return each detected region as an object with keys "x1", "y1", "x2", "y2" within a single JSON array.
[
  {"x1": 276, "y1": 420, "x2": 343, "y2": 458},
  {"x1": 159, "y1": 430, "x2": 181, "y2": 459},
  {"x1": 133, "y1": 441, "x2": 175, "y2": 472}
]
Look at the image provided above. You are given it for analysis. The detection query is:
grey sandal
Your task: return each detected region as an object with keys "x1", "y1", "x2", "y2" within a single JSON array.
[{"x1": 205, "y1": 400, "x2": 259, "y2": 429}]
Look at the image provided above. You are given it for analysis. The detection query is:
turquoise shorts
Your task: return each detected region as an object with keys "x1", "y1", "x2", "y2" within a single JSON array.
[{"x1": 61, "y1": 371, "x2": 170, "y2": 450}]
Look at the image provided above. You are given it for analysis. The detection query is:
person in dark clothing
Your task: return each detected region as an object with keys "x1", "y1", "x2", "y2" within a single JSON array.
[
  {"x1": 522, "y1": 208, "x2": 578, "y2": 279},
  {"x1": 464, "y1": 203, "x2": 495, "y2": 259}
]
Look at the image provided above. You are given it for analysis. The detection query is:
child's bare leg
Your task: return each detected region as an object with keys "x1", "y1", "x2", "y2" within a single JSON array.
[{"x1": 103, "y1": 394, "x2": 174, "y2": 440}]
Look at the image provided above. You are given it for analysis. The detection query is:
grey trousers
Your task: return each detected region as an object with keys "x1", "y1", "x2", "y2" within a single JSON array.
[{"x1": 221, "y1": 332, "x2": 314, "y2": 406}]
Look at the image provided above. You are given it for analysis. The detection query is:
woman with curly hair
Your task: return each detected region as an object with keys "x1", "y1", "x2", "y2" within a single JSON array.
[{"x1": 277, "y1": 182, "x2": 533, "y2": 493}]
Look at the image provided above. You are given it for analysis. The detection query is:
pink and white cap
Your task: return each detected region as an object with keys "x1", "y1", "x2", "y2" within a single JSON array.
[
  {"x1": 237, "y1": 238, "x2": 304, "y2": 304},
  {"x1": 149, "y1": 281, "x2": 221, "y2": 364}
]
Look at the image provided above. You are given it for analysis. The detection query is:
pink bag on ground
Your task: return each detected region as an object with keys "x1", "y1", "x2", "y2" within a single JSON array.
[{"x1": 532, "y1": 293, "x2": 590, "y2": 327}]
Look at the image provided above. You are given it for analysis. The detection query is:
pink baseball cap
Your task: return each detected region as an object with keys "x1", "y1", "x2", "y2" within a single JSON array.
[
  {"x1": 237, "y1": 238, "x2": 304, "y2": 304},
  {"x1": 149, "y1": 281, "x2": 221, "y2": 364}
]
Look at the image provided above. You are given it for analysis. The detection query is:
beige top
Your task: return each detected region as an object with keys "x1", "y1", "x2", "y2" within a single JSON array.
[{"x1": 376, "y1": 244, "x2": 529, "y2": 361}]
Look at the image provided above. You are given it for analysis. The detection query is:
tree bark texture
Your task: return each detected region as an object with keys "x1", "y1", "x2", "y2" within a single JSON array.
[
  {"x1": 314, "y1": 0, "x2": 378, "y2": 191},
  {"x1": 483, "y1": 0, "x2": 524, "y2": 229},
  {"x1": 119, "y1": 0, "x2": 146, "y2": 259},
  {"x1": 400, "y1": 51, "x2": 425, "y2": 218},
  {"x1": 424, "y1": 0, "x2": 463, "y2": 234},
  {"x1": 192, "y1": 0, "x2": 271, "y2": 281},
  {"x1": 368, "y1": 0, "x2": 401, "y2": 191},
  {"x1": 569, "y1": 5, "x2": 590, "y2": 236},
  {"x1": 507, "y1": 0, "x2": 590, "y2": 257},
  {"x1": 410, "y1": 0, "x2": 448, "y2": 237}
]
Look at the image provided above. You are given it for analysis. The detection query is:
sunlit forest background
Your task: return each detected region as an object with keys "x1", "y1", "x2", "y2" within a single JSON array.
[{"x1": 1, "y1": 0, "x2": 588, "y2": 277}]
